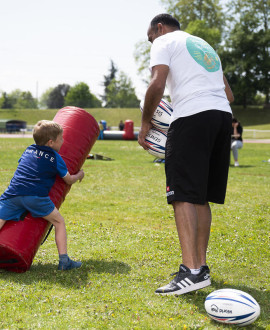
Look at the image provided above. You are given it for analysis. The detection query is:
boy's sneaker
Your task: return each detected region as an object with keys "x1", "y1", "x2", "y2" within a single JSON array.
[
  {"x1": 58, "y1": 257, "x2": 82, "y2": 271},
  {"x1": 234, "y1": 161, "x2": 239, "y2": 167},
  {"x1": 155, "y1": 264, "x2": 211, "y2": 296}
]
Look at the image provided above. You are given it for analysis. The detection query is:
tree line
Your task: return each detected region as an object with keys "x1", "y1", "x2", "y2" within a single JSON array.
[
  {"x1": 134, "y1": 0, "x2": 269, "y2": 108},
  {"x1": 0, "y1": 61, "x2": 140, "y2": 109}
]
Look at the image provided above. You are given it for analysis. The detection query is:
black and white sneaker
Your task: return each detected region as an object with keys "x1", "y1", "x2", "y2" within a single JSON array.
[
  {"x1": 155, "y1": 264, "x2": 211, "y2": 296},
  {"x1": 200, "y1": 265, "x2": 210, "y2": 274}
]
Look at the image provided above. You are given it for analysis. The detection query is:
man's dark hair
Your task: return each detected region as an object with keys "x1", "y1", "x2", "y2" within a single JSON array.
[{"x1": 150, "y1": 14, "x2": 180, "y2": 30}]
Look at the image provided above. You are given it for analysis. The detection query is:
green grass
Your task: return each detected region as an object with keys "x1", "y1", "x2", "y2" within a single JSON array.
[
  {"x1": 0, "y1": 108, "x2": 142, "y2": 128},
  {"x1": 0, "y1": 138, "x2": 269, "y2": 329},
  {"x1": 1, "y1": 105, "x2": 270, "y2": 130}
]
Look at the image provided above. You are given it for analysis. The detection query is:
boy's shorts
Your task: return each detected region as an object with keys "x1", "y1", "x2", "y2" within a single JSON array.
[
  {"x1": 0, "y1": 196, "x2": 55, "y2": 221},
  {"x1": 165, "y1": 110, "x2": 232, "y2": 205}
]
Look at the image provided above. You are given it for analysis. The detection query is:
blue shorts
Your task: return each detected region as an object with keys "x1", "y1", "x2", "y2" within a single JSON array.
[{"x1": 0, "y1": 196, "x2": 55, "y2": 221}]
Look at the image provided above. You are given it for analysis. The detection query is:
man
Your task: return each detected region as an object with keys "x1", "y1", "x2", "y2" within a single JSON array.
[{"x1": 138, "y1": 14, "x2": 234, "y2": 296}]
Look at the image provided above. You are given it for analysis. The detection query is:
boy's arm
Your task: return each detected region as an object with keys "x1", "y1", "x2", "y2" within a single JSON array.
[{"x1": 62, "y1": 169, "x2": 84, "y2": 185}]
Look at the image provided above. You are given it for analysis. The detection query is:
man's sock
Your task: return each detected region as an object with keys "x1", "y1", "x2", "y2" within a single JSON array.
[{"x1": 190, "y1": 268, "x2": 200, "y2": 275}]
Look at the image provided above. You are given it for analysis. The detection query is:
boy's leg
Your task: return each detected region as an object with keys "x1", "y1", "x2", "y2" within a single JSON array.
[
  {"x1": 43, "y1": 207, "x2": 82, "y2": 270},
  {"x1": 0, "y1": 219, "x2": 6, "y2": 230},
  {"x1": 43, "y1": 207, "x2": 67, "y2": 255}
]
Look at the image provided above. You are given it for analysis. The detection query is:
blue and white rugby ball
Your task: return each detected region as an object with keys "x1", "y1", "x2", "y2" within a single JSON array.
[
  {"x1": 205, "y1": 288, "x2": 260, "y2": 326},
  {"x1": 145, "y1": 128, "x2": 167, "y2": 159},
  {"x1": 140, "y1": 98, "x2": 173, "y2": 131}
]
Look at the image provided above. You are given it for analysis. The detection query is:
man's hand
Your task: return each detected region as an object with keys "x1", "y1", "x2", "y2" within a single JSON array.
[{"x1": 138, "y1": 122, "x2": 152, "y2": 150}]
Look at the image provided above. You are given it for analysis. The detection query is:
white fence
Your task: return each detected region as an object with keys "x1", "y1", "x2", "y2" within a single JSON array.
[{"x1": 243, "y1": 129, "x2": 270, "y2": 139}]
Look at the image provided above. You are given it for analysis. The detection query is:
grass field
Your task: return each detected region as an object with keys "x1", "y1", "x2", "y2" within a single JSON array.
[
  {"x1": 0, "y1": 138, "x2": 269, "y2": 329},
  {"x1": 1, "y1": 105, "x2": 270, "y2": 132}
]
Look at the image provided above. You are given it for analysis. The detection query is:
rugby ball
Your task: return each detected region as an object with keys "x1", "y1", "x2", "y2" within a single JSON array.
[
  {"x1": 205, "y1": 288, "x2": 260, "y2": 326},
  {"x1": 140, "y1": 98, "x2": 173, "y2": 131},
  {"x1": 145, "y1": 128, "x2": 167, "y2": 159}
]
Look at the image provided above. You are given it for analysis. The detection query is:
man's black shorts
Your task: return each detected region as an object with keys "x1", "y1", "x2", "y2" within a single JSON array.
[{"x1": 165, "y1": 110, "x2": 232, "y2": 205}]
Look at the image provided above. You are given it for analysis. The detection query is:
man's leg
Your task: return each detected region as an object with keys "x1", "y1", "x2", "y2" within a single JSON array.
[
  {"x1": 155, "y1": 201, "x2": 211, "y2": 295},
  {"x1": 195, "y1": 202, "x2": 212, "y2": 266},
  {"x1": 173, "y1": 201, "x2": 199, "y2": 269},
  {"x1": 173, "y1": 201, "x2": 211, "y2": 268}
]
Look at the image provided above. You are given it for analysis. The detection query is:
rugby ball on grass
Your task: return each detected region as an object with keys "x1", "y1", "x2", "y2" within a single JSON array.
[
  {"x1": 145, "y1": 128, "x2": 167, "y2": 159},
  {"x1": 140, "y1": 98, "x2": 173, "y2": 131},
  {"x1": 205, "y1": 288, "x2": 260, "y2": 326}
]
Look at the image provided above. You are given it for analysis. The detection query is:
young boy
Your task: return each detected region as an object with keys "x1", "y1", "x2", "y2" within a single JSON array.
[{"x1": 0, "y1": 120, "x2": 84, "y2": 270}]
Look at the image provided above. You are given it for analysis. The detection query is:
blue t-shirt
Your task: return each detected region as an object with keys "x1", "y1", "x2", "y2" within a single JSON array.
[{"x1": 0, "y1": 144, "x2": 68, "y2": 200}]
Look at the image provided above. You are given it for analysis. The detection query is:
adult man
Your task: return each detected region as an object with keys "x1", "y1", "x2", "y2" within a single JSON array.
[{"x1": 138, "y1": 14, "x2": 234, "y2": 295}]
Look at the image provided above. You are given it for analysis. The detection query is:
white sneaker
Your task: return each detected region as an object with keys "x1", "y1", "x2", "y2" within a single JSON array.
[{"x1": 234, "y1": 161, "x2": 239, "y2": 167}]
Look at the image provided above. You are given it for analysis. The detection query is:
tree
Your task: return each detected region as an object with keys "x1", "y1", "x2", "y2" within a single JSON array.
[
  {"x1": 47, "y1": 84, "x2": 70, "y2": 109},
  {"x1": 64, "y1": 82, "x2": 101, "y2": 108},
  {"x1": 8, "y1": 89, "x2": 23, "y2": 108},
  {"x1": 39, "y1": 87, "x2": 53, "y2": 109},
  {"x1": 105, "y1": 72, "x2": 139, "y2": 108},
  {"x1": 102, "y1": 60, "x2": 118, "y2": 107},
  {"x1": 14, "y1": 91, "x2": 37, "y2": 109},
  {"x1": 220, "y1": 0, "x2": 270, "y2": 107},
  {"x1": 0, "y1": 92, "x2": 12, "y2": 109},
  {"x1": 161, "y1": 0, "x2": 225, "y2": 31},
  {"x1": 5, "y1": 89, "x2": 37, "y2": 109},
  {"x1": 133, "y1": 41, "x2": 151, "y2": 86}
]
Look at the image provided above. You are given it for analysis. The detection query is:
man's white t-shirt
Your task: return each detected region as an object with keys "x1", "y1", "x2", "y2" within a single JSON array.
[{"x1": 150, "y1": 30, "x2": 232, "y2": 123}]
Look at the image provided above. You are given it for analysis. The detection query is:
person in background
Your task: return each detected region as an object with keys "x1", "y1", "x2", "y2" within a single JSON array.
[
  {"x1": 138, "y1": 14, "x2": 234, "y2": 296},
  {"x1": 231, "y1": 117, "x2": 243, "y2": 167},
  {"x1": 119, "y1": 120, "x2": 125, "y2": 131},
  {"x1": 98, "y1": 121, "x2": 104, "y2": 140}
]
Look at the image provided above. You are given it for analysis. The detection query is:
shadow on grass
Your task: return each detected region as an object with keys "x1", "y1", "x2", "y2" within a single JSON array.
[
  {"x1": 0, "y1": 259, "x2": 131, "y2": 288},
  {"x1": 180, "y1": 279, "x2": 269, "y2": 329},
  {"x1": 229, "y1": 165, "x2": 255, "y2": 168}
]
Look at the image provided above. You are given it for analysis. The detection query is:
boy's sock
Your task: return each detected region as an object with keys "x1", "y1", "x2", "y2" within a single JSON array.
[
  {"x1": 59, "y1": 254, "x2": 69, "y2": 263},
  {"x1": 58, "y1": 254, "x2": 82, "y2": 270}
]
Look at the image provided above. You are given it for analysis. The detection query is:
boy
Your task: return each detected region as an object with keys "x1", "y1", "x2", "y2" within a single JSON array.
[{"x1": 0, "y1": 120, "x2": 84, "y2": 270}]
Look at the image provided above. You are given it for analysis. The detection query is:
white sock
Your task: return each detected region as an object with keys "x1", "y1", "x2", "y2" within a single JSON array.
[{"x1": 190, "y1": 268, "x2": 200, "y2": 275}]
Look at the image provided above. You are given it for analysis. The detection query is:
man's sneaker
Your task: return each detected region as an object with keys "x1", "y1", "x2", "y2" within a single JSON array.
[
  {"x1": 200, "y1": 265, "x2": 210, "y2": 274},
  {"x1": 58, "y1": 257, "x2": 82, "y2": 271},
  {"x1": 155, "y1": 264, "x2": 211, "y2": 296},
  {"x1": 234, "y1": 161, "x2": 239, "y2": 167}
]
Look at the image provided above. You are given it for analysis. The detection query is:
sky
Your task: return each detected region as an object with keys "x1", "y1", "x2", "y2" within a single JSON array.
[{"x1": 0, "y1": 0, "x2": 165, "y2": 101}]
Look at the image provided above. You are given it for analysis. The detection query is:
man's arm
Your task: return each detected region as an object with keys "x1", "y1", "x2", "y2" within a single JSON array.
[
  {"x1": 138, "y1": 64, "x2": 169, "y2": 149},
  {"x1": 223, "y1": 74, "x2": 234, "y2": 104}
]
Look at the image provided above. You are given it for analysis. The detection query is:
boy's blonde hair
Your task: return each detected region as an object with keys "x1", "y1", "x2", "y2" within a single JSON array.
[{"x1": 33, "y1": 120, "x2": 63, "y2": 146}]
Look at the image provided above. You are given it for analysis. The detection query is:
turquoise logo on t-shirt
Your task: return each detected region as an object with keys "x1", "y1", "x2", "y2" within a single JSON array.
[{"x1": 186, "y1": 36, "x2": 220, "y2": 72}]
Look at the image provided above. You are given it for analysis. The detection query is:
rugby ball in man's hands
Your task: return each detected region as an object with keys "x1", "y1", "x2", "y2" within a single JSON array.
[
  {"x1": 145, "y1": 128, "x2": 167, "y2": 159},
  {"x1": 140, "y1": 98, "x2": 173, "y2": 131},
  {"x1": 205, "y1": 289, "x2": 260, "y2": 326}
]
